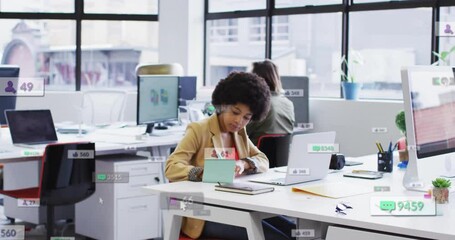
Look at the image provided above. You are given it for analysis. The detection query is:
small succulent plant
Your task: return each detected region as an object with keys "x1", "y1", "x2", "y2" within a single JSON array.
[{"x1": 432, "y1": 178, "x2": 452, "y2": 188}]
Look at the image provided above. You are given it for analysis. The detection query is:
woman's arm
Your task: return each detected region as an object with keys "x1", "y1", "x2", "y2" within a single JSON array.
[
  {"x1": 243, "y1": 137, "x2": 269, "y2": 174},
  {"x1": 165, "y1": 125, "x2": 202, "y2": 181}
]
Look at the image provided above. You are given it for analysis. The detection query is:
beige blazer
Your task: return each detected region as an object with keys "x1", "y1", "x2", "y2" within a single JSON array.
[{"x1": 165, "y1": 114, "x2": 269, "y2": 238}]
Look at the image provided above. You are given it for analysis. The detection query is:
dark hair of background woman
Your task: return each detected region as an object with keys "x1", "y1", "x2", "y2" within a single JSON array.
[
  {"x1": 212, "y1": 71, "x2": 271, "y2": 122},
  {"x1": 252, "y1": 59, "x2": 282, "y2": 93}
]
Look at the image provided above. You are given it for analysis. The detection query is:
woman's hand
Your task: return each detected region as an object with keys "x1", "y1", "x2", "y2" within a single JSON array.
[{"x1": 235, "y1": 160, "x2": 251, "y2": 176}]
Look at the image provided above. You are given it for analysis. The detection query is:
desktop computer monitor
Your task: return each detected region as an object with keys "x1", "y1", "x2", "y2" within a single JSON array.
[
  {"x1": 0, "y1": 65, "x2": 20, "y2": 125},
  {"x1": 137, "y1": 75, "x2": 179, "y2": 133},
  {"x1": 401, "y1": 66, "x2": 455, "y2": 191},
  {"x1": 178, "y1": 76, "x2": 197, "y2": 106},
  {"x1": 281, "y1": 76, "x2": 309, "y2": 126}
]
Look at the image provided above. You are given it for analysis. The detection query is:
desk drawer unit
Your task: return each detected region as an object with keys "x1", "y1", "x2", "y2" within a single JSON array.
[
  {"x1": 117, "y1": 195, "x2": 159, "y2": 240},
  {"x1": 76, "y1": 154, "x2": 162, "y2": 240}
]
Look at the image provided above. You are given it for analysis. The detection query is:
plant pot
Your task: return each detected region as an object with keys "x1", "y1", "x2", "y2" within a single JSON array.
[
  {"x1": 433, "y1": 187, "x2": 449, "y2": 204},
  {"x1": 341, "y1": 82, "x2": 362, "y2": 100}
]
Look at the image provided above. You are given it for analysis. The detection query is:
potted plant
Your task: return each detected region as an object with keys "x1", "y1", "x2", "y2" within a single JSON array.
[
  {"x1": 340, "y1": 52, "x2": 364, "y2": 100},
  {"x1": 432, "y1": 178, "x2": 451, "y2": 204},
  {"x1": 395, "y1": 110, "x2": 408, "y2": 167}
]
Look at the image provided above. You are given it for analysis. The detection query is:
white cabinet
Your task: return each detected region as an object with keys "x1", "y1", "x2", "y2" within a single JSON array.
[{"x1": 76, "y1": 154, "x2": 162, "y2": 240}]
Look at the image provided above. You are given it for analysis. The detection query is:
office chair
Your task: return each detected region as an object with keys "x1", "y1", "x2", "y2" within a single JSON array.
[
  {"x1": 0, "y1": 142, "x2": 96, "y2": 239},
  {"x1": 256, "y1": 134, "x2": 292, "y2": 168},
  {"x1": 135, "y1": 63, "x2": 184, "y2": 76},
  {"x1": 81, "y1": 90, "x2": 127, "y2": 125}
]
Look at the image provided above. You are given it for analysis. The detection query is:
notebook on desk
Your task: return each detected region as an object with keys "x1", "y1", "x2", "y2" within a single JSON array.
[
  {"x1": 5, "y1": 109, "x2": 59, "y2": 148},
  {"x1": 250, "y1": 132, "x2": 336, "y2": 186}
]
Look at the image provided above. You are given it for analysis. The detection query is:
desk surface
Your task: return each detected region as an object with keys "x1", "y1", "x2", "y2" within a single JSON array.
[
  {"x1": 0, "y1": 125, "x2": 185, "y2": 162},
  {"x1": 144, "y1": 155, "x2": 454, "y2": 240}
]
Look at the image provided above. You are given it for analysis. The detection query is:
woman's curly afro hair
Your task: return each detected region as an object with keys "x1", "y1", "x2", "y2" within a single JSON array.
[{"x1": 212, "y1": 71, "x2": 271, "y2": 122}]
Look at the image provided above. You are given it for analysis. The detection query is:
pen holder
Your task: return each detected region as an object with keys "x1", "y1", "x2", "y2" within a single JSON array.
[{"x1": 378, "y1": 152, "x2": 393, "y2": 172}]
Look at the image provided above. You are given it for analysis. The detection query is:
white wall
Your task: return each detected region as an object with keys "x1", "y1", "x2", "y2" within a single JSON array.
[
  {"x1": 159, "y1": 0, "x2": 205, "y2": 89},
  {"x1": 15, "y1": 91, "x2": 403, "y2": 157}
]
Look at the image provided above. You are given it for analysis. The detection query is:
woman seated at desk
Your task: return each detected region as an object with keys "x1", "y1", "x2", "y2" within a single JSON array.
[
  {"x1": 165, "y1": 72, "x2": 295, "y2": 240},
  {"x1": 247, "y1": 59, "x2": 295, "y2": 145}
]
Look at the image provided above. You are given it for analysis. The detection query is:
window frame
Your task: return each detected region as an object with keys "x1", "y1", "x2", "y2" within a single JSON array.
[
  {"x1": 0, "y1": 0, "x2": 159, "y2": 91},
  {"x1": 204, "y1": 0, "x2": 450, "y2": 99}
]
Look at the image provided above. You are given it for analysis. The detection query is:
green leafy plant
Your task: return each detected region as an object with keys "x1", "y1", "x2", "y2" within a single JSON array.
[
  {"x1": 395, "y1": 110, "x2": 406, "y2": 136},
  {"x1": 432, "y1": 45, "x2": 455, "y2": 66},
  {"x1": 432, "y1": 178, "x2": 452, "y2": 188},
  {"x1": 339, "y1": 51, "x2": 364, "y2": 83}
]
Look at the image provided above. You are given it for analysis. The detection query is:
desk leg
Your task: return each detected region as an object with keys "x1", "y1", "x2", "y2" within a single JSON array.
[
  {"x1": 297, "y1": 219, "x2": 329, "y2": 239},
  {"x1": 245, "y1": 212, "x2": 267, "y2": 240},
  {"x1": 163, "y1": 210, "x2": 183, "y2": 240}
]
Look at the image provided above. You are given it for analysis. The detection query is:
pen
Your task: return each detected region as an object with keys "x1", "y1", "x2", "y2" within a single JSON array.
[
  {"x1": 392, "y1": 142, "x2": 398, "y2": 152},
  {"x1": 376, "y1": 142, "x2": 384, "y2": 153}
]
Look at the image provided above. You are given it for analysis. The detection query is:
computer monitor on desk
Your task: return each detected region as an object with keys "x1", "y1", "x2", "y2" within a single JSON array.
[
  {"x1": 281, "y1": 76, "x2": 309, "y2": 127},
  {"x1": 402, "y1": 66, "x2": 455, "y2": 191},
  {"x1": 137, "y1": 75, "x2": 179, "y2": 134},
  {"x1": 0, "y1": 65, "x2": 20, "y2": 125}
]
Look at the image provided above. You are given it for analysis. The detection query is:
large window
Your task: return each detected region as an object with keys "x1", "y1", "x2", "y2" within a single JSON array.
[
  {"x1": 81, "y1": 20, "x2": 159, "y2": 89},
  {"x1": 0, "y1": 0, "x2": 159, "y2": 91},
  {"x1": 0, "y1": 0, "x2": 74, "y2": 13},
  {"x1": 275, "y1": 0, "x2": 341, "y2": 8},
  {"x1": 208, "y1": 0, "x2": 266, "y2": 13},
  {"x1": 205, "y1": 0, "x2": 452, "y2": 100},
  {"x1": 272, "y1": 13, "x2": 341, "y2": 98},
  {"x1": 439, "y1": 7, "x2": 455, "y2": 66},
  {"x1": 209, "y1": 19, "x2": 239, "y2": 43},
  {"x1": 84, "y1": 0, "x2": 159, "y2": 14},
  {"x1": 1, "y1": 19, "x2": 76, "y2": 91},
  {"x1": 349, "y1": 8, "x2": 432, "y2": 99},
  {"x1": 206, "y1": 18, "x2": 265, "y2": 86}
]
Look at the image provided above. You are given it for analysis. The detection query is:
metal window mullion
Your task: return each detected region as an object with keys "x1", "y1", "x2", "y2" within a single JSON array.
[
  {"x1": 265, "y1": 0, "x2": 274, "y2": 59},
  {"x1": 75, "y1": 0, "x2": 83, "y2": 91},
  {"x1": 431, "y1": 1, "x2": 440, "y2": 64},
  {"x1": 341, "y1": 0, "x2": 350, "y2": 98}
]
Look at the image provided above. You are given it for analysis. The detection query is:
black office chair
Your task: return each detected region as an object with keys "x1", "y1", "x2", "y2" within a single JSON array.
[
  {"x1": 0, "y1": 142, "x2": 96, "y2": 239},
  {"x1": 256, "y1": 134, "x2": 292, "y2": 168}
]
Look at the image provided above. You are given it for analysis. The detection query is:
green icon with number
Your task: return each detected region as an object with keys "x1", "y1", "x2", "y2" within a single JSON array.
[
  {"x1": 380, "y1": 201, "x2": 396, "y2": 212},
  {"x1": 97, "y1": 174, "x2": 107, "y2": 181},
  {"x1": 312, "y1": 145, "x2": 320, "y2": 152}
]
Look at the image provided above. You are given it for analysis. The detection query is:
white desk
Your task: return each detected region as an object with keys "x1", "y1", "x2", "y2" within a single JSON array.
[
  {"x1": 144, "y1": 155, "x2": 455, "y2": 240},
  {"x1": 0, "y1": 125, "x2": 185, "y2": 239}
]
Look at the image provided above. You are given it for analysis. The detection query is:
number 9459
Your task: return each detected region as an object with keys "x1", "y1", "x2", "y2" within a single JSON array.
[{"x1": 397, "y1": 201, "x2": 424, "y2": 211}]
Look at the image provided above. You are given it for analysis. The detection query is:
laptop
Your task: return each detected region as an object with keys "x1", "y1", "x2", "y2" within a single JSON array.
[
  {"x1": 250, "y1": 131, "x2": 336, "y2": 186},
  {"x1": 5, "y1": 109, "x2": 58, "y2": 148}
]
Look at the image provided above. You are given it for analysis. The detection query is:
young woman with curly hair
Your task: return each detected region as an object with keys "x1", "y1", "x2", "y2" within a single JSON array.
[{"x1": 165, "y1": 71, "x2": 295, "y2": 240}]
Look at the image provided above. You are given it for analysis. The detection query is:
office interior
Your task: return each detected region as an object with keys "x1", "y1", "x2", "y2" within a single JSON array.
[{"x1": 1, "y1": 0, "x2": 455, "y2": 239}]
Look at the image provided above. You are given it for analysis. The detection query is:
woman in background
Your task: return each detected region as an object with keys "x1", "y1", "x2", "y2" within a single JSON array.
[{"x1": 247, "y1": 59, "x2": 295, "y2": 145}]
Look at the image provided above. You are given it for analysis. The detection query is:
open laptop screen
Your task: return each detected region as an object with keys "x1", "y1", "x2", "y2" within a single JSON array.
[{"x1": 5, "y1": 109, "x2": 58, "y2": 144}]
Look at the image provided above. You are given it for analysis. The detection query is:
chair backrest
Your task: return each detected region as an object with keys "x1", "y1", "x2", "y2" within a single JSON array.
[
  {"x1": 81, "y1": 90, "x2": 127, "y2": 125},
  {"x1": 257, "y1": 134, "x2": 292, "y2": 168},
  {"x1": 135, "y1": 63, "x2": 184, "y2": 76},
  {"x1": 39, "y1": 142, "x2": 95, "y2": 206}
]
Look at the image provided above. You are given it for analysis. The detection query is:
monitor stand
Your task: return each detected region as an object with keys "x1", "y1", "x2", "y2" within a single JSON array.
[
  {"x1": 145, "y1": 123, "x2": 168, "y2": 134},
  {"x1": 403, "y1": 149, "x2": 427, "y2": 192},
  {"x1": 404, "y1": 152, "x2": 455, "y2": 192}
]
